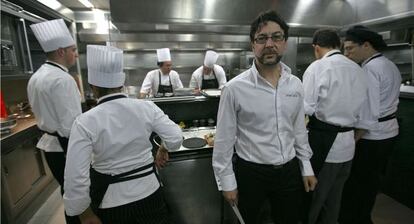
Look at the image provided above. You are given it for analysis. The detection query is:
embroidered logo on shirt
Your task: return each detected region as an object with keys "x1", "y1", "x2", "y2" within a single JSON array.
[{"x1": 285, "y1": 93, "x2": 300, "y2": 97}]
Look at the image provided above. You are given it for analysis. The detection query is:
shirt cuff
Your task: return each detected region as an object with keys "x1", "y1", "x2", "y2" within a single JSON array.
[
  {"x1": 216, "y1": 173, "x2": 237, "y2": 191},
  {"x1": 63, "y1": 196, "x2": 91, "y2": 216},
  {"x1": 298, "y1": 159, "x2": 315, "y2": 177}
]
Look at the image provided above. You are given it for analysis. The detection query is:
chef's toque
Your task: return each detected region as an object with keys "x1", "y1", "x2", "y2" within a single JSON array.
[
  {"x1": 157, "y1": 48, "x2": 171, "y2": 62},
  {"x1": 204, "y1": 50, "x2": 219, "y2": 68},
  {"x1": 87, "y1": 45, "x2": 125, "y2": 88},
  {"x1": 30, "y1": 19, "x2": 75, "y2": 52}
]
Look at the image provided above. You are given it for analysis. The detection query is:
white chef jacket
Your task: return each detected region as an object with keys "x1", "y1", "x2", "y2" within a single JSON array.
[
  {"x1": 361, "y1": 53, "x2": 401, "y2": 140},
  {"x1": 189, "y1": 64, "x2": 227, "y2": 89},
  {"x1": 212, "y1": 61, "x2": 314, "y2": 192},
  {"x1": 303, "y1": 50, "x2": 376, "y2": 163},
  {"x1": 27, "y1": 61, "x2": 82, "y2": 152},
  {"x1": 140, "y1": 69, "x2": 183, "y2": 97},
  {"x1": 63, "y1": 93, "x2": 183, "y2": 216}
]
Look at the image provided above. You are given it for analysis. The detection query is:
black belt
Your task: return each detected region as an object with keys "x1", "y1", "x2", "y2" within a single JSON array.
[
  {"x1": 308, "y1": 116, "x2": 354, "y2": 132},
  {"x1": 236, "y1": 155, "x2": 297, "y2": 170},
  {"x1": 39, "y1": 129, "x2": 69, "y2": 153},
  {"x1": 89, "y1": 162, "x2": 158, "y2": 213},
  {"x1": 378, "y1": 113, "x2": 396, "y2": 122}
]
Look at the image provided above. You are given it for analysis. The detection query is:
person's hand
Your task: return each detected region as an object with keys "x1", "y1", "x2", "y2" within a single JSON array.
[
  {"x1": 354, "y1": 129, "x2": 367, "y2": 142},
  {"x1": 79, "y1": 207, "x2": 102, "y2": 224},
  {"x1": 223, "y1": 189, "x2": 238, "y2": 206},
  {"x1": 155, "y1": 146, "x2": 169, "y2": 169},
  {"x1": 303, "y1": 176, "x2": 318, "y2": 192}
]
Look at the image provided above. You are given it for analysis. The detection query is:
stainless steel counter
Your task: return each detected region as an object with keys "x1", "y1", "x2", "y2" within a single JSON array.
[{"x1": 0, "y1": 118, "x2": 37, "y2": 140}]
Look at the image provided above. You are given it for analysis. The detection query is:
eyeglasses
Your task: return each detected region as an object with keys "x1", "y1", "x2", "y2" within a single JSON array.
[{"x1": 254, "y1": 33, "x2": 285, "y2": 44}]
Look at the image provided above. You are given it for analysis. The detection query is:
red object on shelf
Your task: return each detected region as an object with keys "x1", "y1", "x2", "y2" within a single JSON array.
[{"x1": 0, "y1": 91, "x2": 8, "y2": 118}]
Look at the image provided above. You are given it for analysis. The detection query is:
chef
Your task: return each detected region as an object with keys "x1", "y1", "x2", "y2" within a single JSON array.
[
  {"x1": 339, "y1": 25, "x2": 401, "y2": 224},
  {"x1": 64, "y1": 45, "x2": 183, "y2": 224},
  {"x1": 28, "y1": 19, "x2": 81, "y2": 224},
  {"x1": 140, "y1": 48, "x2": 183, "y2": 98},
  {"x1": 189, "y1": 50, "x2": 227, "y2": 90},
  {"x1": 302, "y1": 29, "x2": 375, "y2": 224}
]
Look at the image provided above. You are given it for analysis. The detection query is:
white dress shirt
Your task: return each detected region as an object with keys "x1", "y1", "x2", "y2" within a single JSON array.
[
  {"x1": 63, "y1": 93, "x2": 183, "y2": 216},
  {"x1": 212, "y1": 61, "x2": 314, "y2": 192},
  {"x1": 303, "y1": 50, "x2": 376, "y2": 163},
  {"x1": 361, "y1": 53, "x2": 401, "y2": 140},
  {"x1": 27, "y1": 61, "x2": 82, "y2": 152},
  {"x1": 189, "y1": 64, "x2": 227, "y2": 89},
  {"x1": 140, "y1": 69, "x2": 183, "y2": 97}
]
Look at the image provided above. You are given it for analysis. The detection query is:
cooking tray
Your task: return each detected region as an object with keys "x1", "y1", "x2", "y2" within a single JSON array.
[
  {"x1": 201, "y1": 89, "x2": 221, "y2": 97},
  {"x1": 182, "y1": 137, "x2": 206, "y2": 149},
  {"x1": 1, "y1": 115, "x2": 17, "y2": 131}
]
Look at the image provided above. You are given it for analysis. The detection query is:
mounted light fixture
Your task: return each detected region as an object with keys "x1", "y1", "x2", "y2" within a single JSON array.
[
  {"x1": 79, "y1": 0, "x2": 94, "y2": 8},
  {"x1": 37, "y1": 0, "x2": 62, "y2": 10}
]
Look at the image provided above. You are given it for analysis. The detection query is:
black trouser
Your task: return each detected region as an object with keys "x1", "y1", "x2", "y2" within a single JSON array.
[
  {"x1": 235, "y1": 157, "x2": 303, "y2": 224},
  {"x1": 338, "y1": 137, "x2": 397, "y2": 224},
  {"x1": 96, "y1": 187, "x2": 169, "y2": 224},
  {"x1": 44, "y1": 152, "x2": 81, "y2": 224}
]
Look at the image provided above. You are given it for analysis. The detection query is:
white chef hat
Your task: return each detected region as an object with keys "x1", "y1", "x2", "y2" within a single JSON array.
[
  {"x1": 204, "y1": 50, "x2": 219, "y2": 68},
  {"x1": 30, "y1": 19, "x2": 75, "y2": 52},
  {"x1": 87, "y1": 45, "x2": 125, "y2": 88},
  {"x1": 156, "y1": 48, "x2": 171, "y2": 62}
]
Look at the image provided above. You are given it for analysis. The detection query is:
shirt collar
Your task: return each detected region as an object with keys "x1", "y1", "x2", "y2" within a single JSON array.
[
  {"x1": 322, "y1": 49, "x2": 341, "y2": 59},
  {"x1": 361, "y1": 52, "x2": 382, "y2": 67},
  {"x1": 46, "y1": 60, "x2": 69, "y2": 72},
  {"x1": 97, "y1": 92, "x2": 128, "y2": 104},
  {"x1": 251, "y1": 60, "x2": 291, "y2": 88},
  {"x1": 159, "y1": 69, "x2": 170, "y2": 76}
]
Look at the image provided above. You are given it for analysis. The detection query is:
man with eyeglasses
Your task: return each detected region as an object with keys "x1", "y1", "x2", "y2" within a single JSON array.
[
  {"x1": 301, "y1": 29, "x2": 375, "y2": 224},
  {"x1": 212, "y1": 10, "x2": 317, "y2": 224},
  {"x1": 338, "y1": 26, "x2": 401, "y2": 224}
]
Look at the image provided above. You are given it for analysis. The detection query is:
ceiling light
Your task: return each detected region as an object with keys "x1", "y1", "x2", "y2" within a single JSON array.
[
  {"x1": 37, "y1": 0, "x2": 62, "y2": 10},
  {"x1": 79, "y1": 0, "x2": 94, "y2": 8}
]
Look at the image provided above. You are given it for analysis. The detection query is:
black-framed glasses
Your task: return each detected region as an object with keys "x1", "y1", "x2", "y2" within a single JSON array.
[{"x1": 254, "y1": 33, "x2": 285, "y2": 44}]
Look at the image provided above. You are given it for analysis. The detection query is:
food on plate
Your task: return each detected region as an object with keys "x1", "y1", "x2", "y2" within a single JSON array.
[{"x1": 204, "y1": 132, "x2": 215, "y2": 146}]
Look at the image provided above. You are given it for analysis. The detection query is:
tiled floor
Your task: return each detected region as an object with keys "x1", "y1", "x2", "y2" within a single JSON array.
[{"x1": 28, "y1": 187, "x2": 414, "y2": 224}]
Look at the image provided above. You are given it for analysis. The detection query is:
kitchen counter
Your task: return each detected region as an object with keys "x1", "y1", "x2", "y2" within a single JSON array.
[
  {"x1": 399, "y1": 85, "x2": 414, "y2": 100},
  {"x1": 1, "y1": 117, "x2": 56, "y2": 224},
  {"x1": 1, "y1": 118, "x2": 39, "y2": 154}
]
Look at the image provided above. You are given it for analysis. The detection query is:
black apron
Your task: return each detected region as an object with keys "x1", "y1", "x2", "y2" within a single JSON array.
[
  {"x1": 89, "y1": 94, "x2": 159, "y2": 213},
  {"x1": 39, "y1": 62, "x2": 71, "y2": 153},
  {"x1": 307, "y1": 116, "x2": 354, "y2": 175},
  {"x1": 201, "y1": 68, "x2": 219, "y2": 89},
  {"x1": 156, "y1": 71, "x2": 174, "y2": 97}
]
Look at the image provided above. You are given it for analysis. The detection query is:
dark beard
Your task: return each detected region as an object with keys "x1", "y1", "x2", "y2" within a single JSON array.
[{"x1": 257, "y1": 53, "x2": 282, "y2": 65}]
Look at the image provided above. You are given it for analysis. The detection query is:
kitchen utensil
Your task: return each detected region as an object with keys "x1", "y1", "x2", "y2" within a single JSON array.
[
  {"x1": 0, "y1": 91, "x2": 8, "y2": 118},
  {"x1": 182, "y1": 137, "x2": 206, "y2": 149},
  {"x1": 231, "y1": 204, "x2": 246, "y2": 224},
  {"x1": 0, "y1": 115, "x2": 17, "y2": 131},
  {"x1": 201, "y1": 89, "x2": 221, "y2": 97}
]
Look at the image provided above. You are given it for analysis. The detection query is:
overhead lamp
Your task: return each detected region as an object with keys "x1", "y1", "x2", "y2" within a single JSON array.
[
  {"x1": 37, "y1": 0, "x2": 62, "y2": 10},
  {"x1": 79, "y1": 0, "x2": 94, "y2": 8}
]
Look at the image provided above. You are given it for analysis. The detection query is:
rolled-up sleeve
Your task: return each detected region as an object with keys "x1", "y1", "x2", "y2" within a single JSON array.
[
  {"x1": 212, "y1": 86, "x2": 238, "y2": 191},
  {"x1": 63, "y1": 119, "x2": 93, "y2": 216}
]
